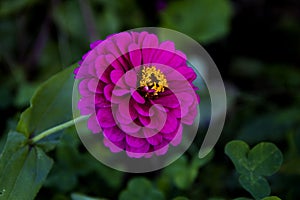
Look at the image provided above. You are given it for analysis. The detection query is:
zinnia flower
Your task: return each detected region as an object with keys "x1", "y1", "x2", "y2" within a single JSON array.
[{"x1": 74, "y1": 31, "x2": 199, "y2": 158}]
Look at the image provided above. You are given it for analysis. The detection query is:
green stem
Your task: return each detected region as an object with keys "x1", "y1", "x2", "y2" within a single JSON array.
[{"x1": 29, "y1": 115, "x2": 89, "y2": 144}]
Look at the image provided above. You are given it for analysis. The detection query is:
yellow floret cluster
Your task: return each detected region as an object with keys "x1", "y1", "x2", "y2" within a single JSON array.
[{"x1": 139, "y1": 66, "x2": 168, "y2": 96}]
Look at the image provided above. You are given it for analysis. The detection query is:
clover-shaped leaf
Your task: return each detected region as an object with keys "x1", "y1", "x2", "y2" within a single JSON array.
[{"x1": 225, "y1": 140, "x2": 283, "y2": 199}]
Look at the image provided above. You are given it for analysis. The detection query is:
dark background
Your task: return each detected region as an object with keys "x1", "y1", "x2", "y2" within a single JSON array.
[{"x1": 0, "y1": 0, "x2": 300, "y2": 199}]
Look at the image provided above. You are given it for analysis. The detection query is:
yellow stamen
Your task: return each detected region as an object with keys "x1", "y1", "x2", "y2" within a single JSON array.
[{"x1": 139, "y1": 66, "x2": 168, "y2": 97}]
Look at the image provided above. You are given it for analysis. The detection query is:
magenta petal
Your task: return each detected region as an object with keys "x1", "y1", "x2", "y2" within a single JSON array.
[
  {"x1": 78, "y1": 97, "x2": 93, "y2": 115},
  {"x1": 139, "y1": 115, "x2": 150, "y2": 126},
  {"x1": 105, "y1": 40, "x2": 121, "y2": 59},
  {"x1": 79, "y1": 79, "x2": 91, "y2": 97},
  {"x1": 126, "y1": 143, "x2": 149, "y2": 158},
  {"x1": 95, "y1": 94, "x2": 111, "y2": 108},
  {"x1": 110, "y1": 70, "x2": 123, "y2": 84},
  {"x1": 142, "y1": 34, "x2": 159, "y2": 48},
  {"x1": 116, "y1": 110, "x2": 132, "y2": 124},
  {"x1": 87, "y1": 114, "x2": 102, "y2": 133},
  {"x1": 125, "y1": 70, "x2": 137, "y2": 88},
  {"x1": 112, "y1": 88, "x2": 130, "y2": 96},
  {"x1": 133, "y1": 102, "x2": 150, "y2": 116},
  {"x1": 126, "y1": 135, "x2": 147, "y2": 148},
  {"x1": 104, "y1": 84, "x2": 114, "y2": 101},
  {"x1": 103, "y1": 138, "x2": 124, "y2": 153},
  {"x1": 170, "y1": 124, "x2": 183, "y2": 146},
  {"x1": 137, "y1": 31, "x2": 148, "y2": 47},
  {"x1": 88, "y1": 78, "x2": 99, "y2": 93},
  {"x1": 97, "y1": 108, "x2": 116, "y2": 128},
  {"x1": 95, "y1": 56, "x2": 108, "y2": 77},
  {"x1": 128, "y1": 44, "x2": 141, "y2": 67},
  {"x1": 151, "y1": 93, "x2": 179, "y2": 108},
  {"x1": 159, "y1": 41, "x2": 175, "y2": 52},
  {"x1": 127, "y1": 142, "x2": 149, "y2": 153},
  {"x1": 167, "y1": 53, "x2": 186, "y2": 68},
  {"x1": 131, "y1": 90, "x2": 145, "y2": 104},
  {"x1": 182, "y1": 105, "x2": 197, "y2": 125},
  {"x1": 160, "y1": 112, "x2": 178, "y2": 134},
  {"x1": 90, "y1": 40, "x2": 102, "y2": 49},
  {"x1": 119, "y1": 122, "x2": 140, "y2": 133},
  {"x1": 146, "y1": 133, "x2": 163, "y2": 145},
  {"x1": 115, "y1": 32, "x2": 132, "y2": 55},
  {"x1": 155, "y1": 144, "x2": 169, "y2": 156},
  {"x1": 103, "y1": 126, "x2": 125, "y2": 142}
]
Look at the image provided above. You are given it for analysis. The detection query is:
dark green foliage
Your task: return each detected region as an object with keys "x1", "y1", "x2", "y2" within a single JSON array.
[
  {"x1": 225, "y1": 141, "x2": 283, "y2": 199},
  {"x1": 0, "y1": 0, "x2": 299, "y2": 199},
  {"x1": 0, "y1": 131, "x2": 53, "y2": 200}
]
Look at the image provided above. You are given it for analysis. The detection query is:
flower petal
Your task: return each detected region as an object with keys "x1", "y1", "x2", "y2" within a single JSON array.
[
  {"x1": 104, "y1": 84, "x2": 114, "y2": 101},
  {"x1": 146, "y1": 133, "x2": 163, "y2": 145},
  {"x1": 103, "y1": 138, "x2": 124, "y2": 152},
  {"x1": 110, "y1": 69, "x2": 124, "y2": 84},
  {"x1": 87, "y1": 113, "x2": 102, "y2": 133},
  {"x1": 131, "y1": 90, "x2": 145, "y2": 104},
  {"x1": 128, "y1": 44, "x2": 141, "y2": 67},
  {"x1": 126, "y1": 135, "x2": 147, "y2": 148},
  {"x1": 151, "y1": 93, "x2": 179, "y2": 108},
  {"x1": 160, "y1": 112, "x2": 178, "y2": 134},
  {"x1": 103, "y1": 126, "x2": 125, "y2": 142},
  {"x1": 97, "y1": 108, "x2": 116, "y2": 128},
  {"x1": 125, "y1": 69, "x2": 137, "y2": 88}
]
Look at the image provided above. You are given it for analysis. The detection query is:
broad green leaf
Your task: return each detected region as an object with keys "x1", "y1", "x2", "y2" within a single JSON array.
[
  {"x1": 0, "y1": 131, "x2": 53, "y2": 200},
  {"x1": 17, "y1": 64, "x2": 76, "y2": 141},
  {"x1": 119, "y1": 178, "x2": 165, "y2": 200},
  {"x1": 225, "y1": 140, "x2": 283, "y2": 200},
  {"x1": 225, "y1": 140, "x2": 250, "y2": 174},
  {"x1": 239, "y1": 174, "x2": 270, "y2": 200},
  {"x1": 225, "y1": 141, "x2": 283, "y2": 176},
  {"x1": 248, "y1": 143, "x2": 283, "y2": 176},
  {"x1": 233, "y1": 198, "x2": 252, "y2": 200},
  {"x1": 160, "y1": 0, "x2": 232, "y2": 43},
  {"x1": 71, "y1": 193, "x2": 107, "y2": 200},
  {"x1": 262, "y1": 197, "x2": 281, "y2": 200}
]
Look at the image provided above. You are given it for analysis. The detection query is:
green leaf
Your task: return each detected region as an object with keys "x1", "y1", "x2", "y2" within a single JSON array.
[
  {"x1": 162, "y1": 152, "x2": 213, "y2": 190},
  {"x1": 248, "y1": 143, "x2": 283, "y2": 176},
  {"x1": 0, "y1": 131, "x2": 53, "y2": 200},
  {"x1": 119, "y1": 178, "x2": 165, "y2": 200},
  {"x1": 233, "y1": 198, "x2": 252, "y2": 200},
  {"x1": 160, "y1": 0, "x2": 232, "y2": 43},
  {"x1": 225, "y1": 140, "x2": 250, "y2": 174},
  {"x1": 262, "y1": 197, "x2": 281, "y2": 200},
  {"x1": 71, "y1": 193, "x2": 107, "y2": 200},
  {"x1": 239, "y1": 174, "x2": 270, "y2": 199},
  {"x1": 17, "y1": 64, "x2": 76, "y2": 141},
  {"x1": 225, "y1": 140, "x2": 283, "y2": 199}
]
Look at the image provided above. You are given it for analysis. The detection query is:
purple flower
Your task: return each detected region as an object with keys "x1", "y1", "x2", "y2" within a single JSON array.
[{"x1": 75, "y1": 31, "x2": 199, "y2": 158}]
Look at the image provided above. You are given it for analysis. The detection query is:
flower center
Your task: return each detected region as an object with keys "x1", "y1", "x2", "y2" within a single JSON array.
[{"x1": 138, "y1": 66, "x2": 168, "y2": 98}]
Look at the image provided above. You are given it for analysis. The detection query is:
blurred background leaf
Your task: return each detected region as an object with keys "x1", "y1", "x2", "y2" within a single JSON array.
[{"x1": 0, "y1": 0, "x2": 300, "y2": 199}]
